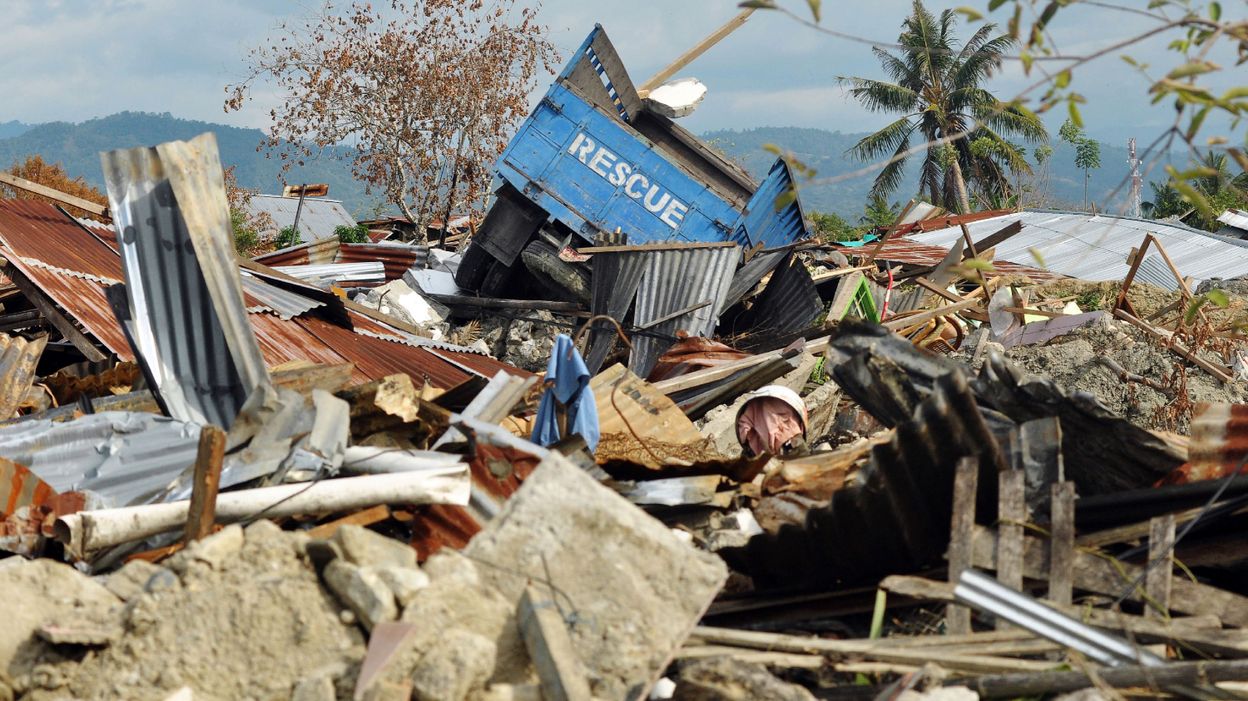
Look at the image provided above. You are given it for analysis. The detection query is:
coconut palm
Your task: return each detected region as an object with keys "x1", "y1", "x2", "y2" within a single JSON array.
[{"x1": 840, "y1": 0, "x2": 1047, "y2": 212}]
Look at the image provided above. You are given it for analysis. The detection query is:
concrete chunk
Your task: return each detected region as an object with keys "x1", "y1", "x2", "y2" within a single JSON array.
[
  {"x1": 334, "y1": 525, "x2": 417, "y2": 569},
  {"x1": 376, "y1": 567, "x2": 430, "y2": 608},
  {"x1": 322, "y1": 560, "x2": 398, "y2": 632},
  {"x1": 103, "y1": 559, "x2": 166, "y2": 602},
  {"x1": 292, "y1": 675, "x2": 336, "y2": 701},
  {"x1": 409, "y1": 629, "x2": 496, "y2": 701},
  {"x1": 464, "y1": 453, "x2": 729, "y2": 701}
]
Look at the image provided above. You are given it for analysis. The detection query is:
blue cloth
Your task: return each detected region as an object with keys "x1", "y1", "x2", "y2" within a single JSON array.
[{"x1": 530, "y1": 334, "x2": 600, "y2": 452}]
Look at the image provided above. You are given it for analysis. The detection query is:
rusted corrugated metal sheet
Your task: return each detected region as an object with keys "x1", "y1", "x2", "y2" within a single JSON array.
[
  {"x1": 339, "y1": 243, "x2": 423, "y2": 281},
  {"x1": 296, "y1": 316, "x2": 471, "y2": 389},
  {"x1": 0, "y1": 254, "x2": 133, "y2": 359},
  {"x1": 426, "y1": 348, "x2": 531, "y2": 380},
  {"x1": 1179, "y1": 403, "x2": 1248, "y2": 484},
  {"x1": 888, "y1": 208, "x2": 1013, "y2": 236},
  {"x1": 630, "y1": 245, "x2": 740, "y2": 378},
  {"x1": 253, "y1": 236, "x2": 340, "y2": 267},
  {"x1": 0, "y1": 200, "x2": 124, "y2": 280},
  {"x1": 869, "y1": 237, "x2": 1065, "y2": 282},
  {"x1": 0, "y1": 333, "x2": 46, "y2": 418}
]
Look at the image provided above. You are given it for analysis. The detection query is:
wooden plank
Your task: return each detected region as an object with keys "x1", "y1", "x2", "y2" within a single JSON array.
[
  {"x1": 1048, "y1": 481, "x2": 1075, "y2": 606},
  {"x1": 1113, "y1": 309, "x2": 1233, "y2": 382},
  {"x1": 2, "y1": 262, "x2": 107, "y2": 362},
  {"x1": 518, "y1": 586, "x2": 593, "y2": 701},
  {"x1": 637, "y1": 8, "x2": 756, "y2": 93},
  {"x1": 970, "y1": 525, "x2": 1248, "y2": 627},
  {"x1": 689, "y1": 626, "x2": 1059, "y2": 675},
  {"x1": 1146, "y1": 514, "x2": 1176, "y2": 620},
  {"x1": 881, "y1": 297, "x2": 982, "y2": 332},
  {"x1": 306, "y1": 504, "x2": 391, "y2": 540},
  {"x1": 0, "y1": 171, "x2": 108, "y2": 218},
  {"x1": 1146, "y1": 234, "x2": 1194, "y2": 298},
  {"x1": 996, "y1": 470, "x2": 1026, "y2": 630},
  {"x1": 947, "y1": 457, "x2": 978, "y2": 635},
  {"x1": 969, "y1": 659, "x2": 1248, "y2": 699},
  {"x1": 429, "y1": 294, "x2": 583, "y2": 313},
  {"x1": 675, "y1": 645, "x2": 823, "y2": 669},
  {"x1": 881, "y1": 575, "x2": 1248, "y2": 654},
  {"x1": 959, "y1": 223, "x2": 980, "y2": 259},
  {"x1": 913, "y1": 277, "x2": 989, "y2": 322},
  {"x1": 184, "y1": 425, "x2": 226, "y2": 544},
  {"x1": 970, "y1": 221, "x2": 1024, "y2": 255},
  {"x1": 1001, "y1": 307, "x2": 1069, "y2": 319}
]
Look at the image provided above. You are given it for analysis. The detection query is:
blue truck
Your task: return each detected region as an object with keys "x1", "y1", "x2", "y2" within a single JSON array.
[{"x1": 455, "y1": 25, "x2": 812, "y2": 296}]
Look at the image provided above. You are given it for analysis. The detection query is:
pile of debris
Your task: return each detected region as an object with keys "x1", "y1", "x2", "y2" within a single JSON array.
[{"x1": 3, "y1": 21, "x2": 1248, "y2": 701}]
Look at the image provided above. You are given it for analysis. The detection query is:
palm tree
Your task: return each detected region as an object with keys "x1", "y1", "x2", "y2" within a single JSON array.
[{"x1": 840, "y1": 0, "x2": 1047, "y2": 213}]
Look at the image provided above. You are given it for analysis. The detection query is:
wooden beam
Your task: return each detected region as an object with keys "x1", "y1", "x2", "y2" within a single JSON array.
[
  {"x1": 959, "y1": 223, "x2": 980, "y2": 259},
  {"x1": 0, "y1": 171, "x2": 108, "y2": 218},
  {"x1": 637, "y1": 9, "x2": 756, "y2": 93},
  {"x1": 184, "y1": 425, "x2": 226, "y2": 544},
  {"x1": 947, "y1": 457, "x2": 978, "y2": 635},
  {"x1": 881, "y1": 297, "x2": 982, "y2": 331},
  {"x1": 996, "y1": 470, "x2": 1026, "y2": 631},
  {"x1": 1113, "y1": 309, "x2": 1233, "y2": 383},
  {"x1": 1146, "y1": 514, "x2": 1175, "y2": 620},
  {"x1": 518, "y1": 586, "x2": 593, "y2": 701},
  {"x1": 2, "y1": 260, "x2": 107, "y2": 362},
  {"x1": 969, "y1": 659, "x2": 1248, "y2": 699},
  {"x1": 306, "y1": 504, "x2": 391, "y2": 540},
  {"x1": 429, "y1": 294, "x2": 583, "y2": 313},
  {"x1": 971, "y1": 525, "x2": 1248, "y2": 627},
  {"x1": 1048, "y1": 482, "x2": 1075, "y2": 606},
  {"x1": 1001, "y1": 307, "x2": 1069, "y2": 319}
]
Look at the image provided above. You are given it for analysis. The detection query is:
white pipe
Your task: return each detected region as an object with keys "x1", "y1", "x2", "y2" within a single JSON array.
[
  {"x1": 341, "y1": 446, "x2": 465, "y2": 474},
  {"x1": 55, "y1": 466, "x2": 469, "y2": 559}
]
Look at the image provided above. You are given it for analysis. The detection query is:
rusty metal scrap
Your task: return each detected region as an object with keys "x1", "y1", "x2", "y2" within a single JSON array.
[{"x1": 0, "y1": 332, "x2": 47, "y2": 419}]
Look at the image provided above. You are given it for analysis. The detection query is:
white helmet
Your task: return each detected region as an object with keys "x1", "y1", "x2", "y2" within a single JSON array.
[{"x1": 736, "y1": 385, "x2": 809, "y2": 435}]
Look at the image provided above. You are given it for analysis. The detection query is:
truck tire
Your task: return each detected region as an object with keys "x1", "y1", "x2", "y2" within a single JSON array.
[{"x1": 521, "y1": 239, "x2": 592, "y2": 306}]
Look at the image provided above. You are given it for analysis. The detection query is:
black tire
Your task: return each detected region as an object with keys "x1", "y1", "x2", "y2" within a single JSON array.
[
  {"x1": 521, "y1": 239, "x2": 592, "y2": 306},
  {"x1": 479, "y1": 257, "x2": 519, "y2": 298}
]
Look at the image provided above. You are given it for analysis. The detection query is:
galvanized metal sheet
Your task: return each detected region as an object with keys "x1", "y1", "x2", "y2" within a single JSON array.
[
  {"x1": 743, "y1": 252, "x2": 822, "y2": 335},
  {"x1": 339, "y1": 242, "x2": 425, "y2": 280},
  {"x1": 101, "y1": 135, "x2": 268, "y2": 429},
  {"x1": 241, "y1": 276, "x2": 326, "y2": 319},
  {"x1": 0, "y1": 411, "x2": 201, "y2": 508},
  {"x1": 245, "y1": 194, "x2": 356, "y2": 241},
  {"x1": 719, "y1": 248, "x2": 788, "y2": 314},
  {"x1": 273, "y1": 262, "x2": 386, "y2": 283},
  {"x1": 629, "y1": 245, "x2": 740, "y2": 378},
  {"x1": 908, "y1": 209, "x2": 1248, "y2": 285},
  {"x1": 585, "y1": 250, "x2": 646, "y2": 374},
  {"x1": 253, "y1": 236, "x2": 340, "y2": 267}
]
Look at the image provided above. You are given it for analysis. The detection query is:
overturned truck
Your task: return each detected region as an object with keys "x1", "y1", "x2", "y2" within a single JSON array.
[{"x1": 456, "y1": 25, "x2": 812, "y2": 297}]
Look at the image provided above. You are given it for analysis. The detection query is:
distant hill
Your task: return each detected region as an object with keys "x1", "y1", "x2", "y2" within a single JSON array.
[
  {"x1": 702, "y1": 126, "x2": 1160, "y2": 218},
  {"x1": 0, "y1": 112, "x2": 380, "y2": 217},
  {"x1": 0, "y1": 121, "x2": 30, "y2": 140}
]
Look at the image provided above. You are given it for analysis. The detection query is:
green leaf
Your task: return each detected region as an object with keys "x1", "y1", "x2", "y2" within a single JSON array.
[
  {"x1": 988, "y1": 0, "x2": 1008, "y2": 9},
  {"x1": 1185, "y1": 297, "x2": 1207, "y2": 324},
  {"x1": 1020, "y1": 51, "x2": 1033, "y2": 74},
  {"x1": 1038, "y1": 1, "x2": 1059, "y2": 28},
  {"x1": 1067, "y1": 100, "x2": 1083, "y2": 128},
  {"x1": 954, "y1": 6, "x2": 983, "y2": 21},
  {"x1": 1187, "y1": 106, "x2": 1211, "y2": 140},
  {"x1": 1028, "y1": 247, "x2": 1047, "y2": 268},
  {"x1": 1121, "y1": 55, "x2": 1139, "y2": 68},
  {"x1": 1172, "y1": 178, "x2": 1214, "y2": 219},
  {"x1": 1055, "y1": 69, "x2": 1071, "y2": 88},
  {"x1": 738, "y1": 0, "x2": 778, "y2": 9},
  {"x1": 1208, "y1": 289, "x2": 1230, "y2": 307},
  {"x1": 806, "y1": 0, "x2": 822, "y2": 22},
  {"x1": 1210, "y1": 1, "x2": 1222, "y2": 21},
  {"x1": 1166, "y1": 61, "x2": 1219, "y2": 80}
]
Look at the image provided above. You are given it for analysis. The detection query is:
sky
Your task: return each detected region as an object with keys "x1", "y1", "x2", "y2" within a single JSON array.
[{"x1": 0, "y1": 0, "x2": 1239, "y2": 150}]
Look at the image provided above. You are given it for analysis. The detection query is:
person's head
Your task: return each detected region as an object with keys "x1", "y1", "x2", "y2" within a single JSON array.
[{"x1": 735, "y1": 385, "x2": 808, "y2": 458}]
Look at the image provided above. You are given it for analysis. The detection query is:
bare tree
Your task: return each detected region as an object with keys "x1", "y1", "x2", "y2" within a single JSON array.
[{"x1": 225, "y1": 0, "x2": 558, "y2": 231}]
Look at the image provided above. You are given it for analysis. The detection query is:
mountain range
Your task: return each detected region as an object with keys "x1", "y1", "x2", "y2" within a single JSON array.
[{"x1": 0, "y1": 112, "x2": 1161, "y2": 220}]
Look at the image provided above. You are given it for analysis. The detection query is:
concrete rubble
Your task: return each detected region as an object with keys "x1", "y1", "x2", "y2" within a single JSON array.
[{"x1": 1, "y1": 26, "x2": 1248, "y2": 701}]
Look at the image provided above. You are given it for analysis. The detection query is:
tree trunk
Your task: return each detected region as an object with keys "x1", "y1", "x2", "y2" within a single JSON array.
[
  {"x1": 1083, "y1": 170, "x2": 1089, "y2": 211},
  {"x1": 949, "y1": 158, "x2": 972, "y2": 214}
]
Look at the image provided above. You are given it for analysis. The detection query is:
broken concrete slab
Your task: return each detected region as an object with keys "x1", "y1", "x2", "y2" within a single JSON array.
[
  {"x1": 102, "y1": 559, "x2": 167, "y2": 603},
  {"x1": 408, "y1": 629, "x2": 497, "y2": 701},
  {"x1": 463, "y1": 453, "x2": 729, "y2": 701},
  {"x1": 334, "y1": 524, "x2": 418, "y2": 569},
  {"x1": 375, "y1": 566, "x2": 430, "y2": 608},
  {"x1": 322, "y1": 560, "x2": 399, "y2": 632},
  {"x1": 0, "y1": 558, "x2": 120, "y2": 678},
  {"x1": 292, "y1": 675, "x2": 336, "y2": 701}
]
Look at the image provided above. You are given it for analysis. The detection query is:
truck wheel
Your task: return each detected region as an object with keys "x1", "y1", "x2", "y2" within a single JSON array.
[{"x1": 521, "y1": 239, "x2": 592, "y2": 306}]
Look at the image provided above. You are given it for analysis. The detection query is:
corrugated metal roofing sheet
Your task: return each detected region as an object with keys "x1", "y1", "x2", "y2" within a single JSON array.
[
  {"x1": 907, "y1": 209, "x2": 1248, "y2": 285},
  {"x1": 245, "y1": 194, "x2": 356, "y2": 241},
  {"x1": 731, "y1": 159, "x2": 811, "y2": 249},
  {"x1": 241, "y1": 276, "x2": 326, "y2": 319},
  {"x1": 339, "y1": 243, "x2": 424, "y2": 281},
  {"x1": 0, "y1": 333, "x2": 45, "y2": 419},
  {"x1": 868, "y1": 237, "x2": 1067, "y2": 282},
  {"x1": 0, "y1": 200, "x2": 125, "y2": 281},
  {"x1": 1217, "y1": 209, "x2": 1248, "y2": 232},
  {"x1": 585, "y1": 250, "x2": 647, "y2": 374},
  {"x1": 0, "y1": 411, "x2": 201, "y2": 508},
  {"x1": 253, "y1": 236, "x2": 340, "y2": 267},
  {"x1": 743, "y1": 252, "x2": 822, "y2": 336},
  {"x1": 720, "y1": 248, "x2": 788, "y2": 314},
  {"x1": 630, "y1": 245, "x2": 740, "y2": 378}
]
